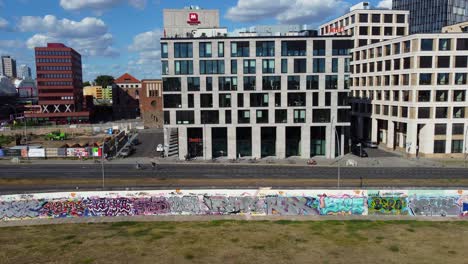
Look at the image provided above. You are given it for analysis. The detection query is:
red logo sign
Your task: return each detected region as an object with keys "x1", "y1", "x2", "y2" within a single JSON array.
[
  {"x1": 329, "y1": 26, "x2": 344, "y2": 33},
  {"x1": 187, "y1": 13, "x2": 201, "y2": 25}
]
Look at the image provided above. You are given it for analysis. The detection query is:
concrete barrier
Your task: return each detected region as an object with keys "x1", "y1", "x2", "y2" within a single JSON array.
[{"x1": 1, "y1": 189, "x2": 467, "y2": 220}]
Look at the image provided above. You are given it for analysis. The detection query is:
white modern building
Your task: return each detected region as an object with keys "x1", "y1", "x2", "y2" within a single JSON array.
[
  {"x1": 19, "y1": 64, "x2": 32, "y2": 79},
  {"x1": 350, "y1": 33, "x2": 468, "y2": 157},
  {"x1": 1, "y1": 55, "x2": 17, "y2": 78},
  {"x1": 161, "y1": 33, "x2": 353, "y2": 160},
  {"x1": 319, "y1": 2, "x2": 409, "y2": 47}
]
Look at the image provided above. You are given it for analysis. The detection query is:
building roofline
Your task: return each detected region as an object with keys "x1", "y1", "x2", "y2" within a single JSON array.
[
  {"x1": 318, "y1": 9, "x2": 410, "y2": 29},
  {"x1": 161, "y1": 35, "x2": 353, "y2": 41}
]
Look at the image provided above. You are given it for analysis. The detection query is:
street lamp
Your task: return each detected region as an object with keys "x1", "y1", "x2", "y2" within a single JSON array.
[
  {"x1": 331, "y1": 117, "x2": 341, "y2": 188},
  {"x1": 101, "y1": 142, "x2": 106, "y2": 189},
  {"x1": 464, "y1": 125, "x2": 468, "y2": 168}
]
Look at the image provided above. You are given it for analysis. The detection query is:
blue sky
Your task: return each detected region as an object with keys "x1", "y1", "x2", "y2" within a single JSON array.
[{"x1": 0, "y1": 0, "x2": 390, "y2": 81}]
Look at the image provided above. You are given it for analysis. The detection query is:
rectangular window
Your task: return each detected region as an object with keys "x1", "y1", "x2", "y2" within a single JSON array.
[
  {"x1": 187, "y1": 77, "x2": 200, "y2": 91},
  {"x1": 433, "y1": 140, "x2": 446, "y2": 153},
  {"x1": 281, "y1": 59, "x2": 288, "y2": 73},
  {"x1": 332, "y1": 40, "x2": 352, "y2": 55},
  {"x1": 238, "y1": 94, "x2": 244, "y2": 107},
  {"x1": 455, "y1": 56, "x2": 467, "y2": 67},
  {"x1": 313, "y1": 58, "x2": 325, "y2": 73},
  {"x1": 162, "y1": 77, "x2": 181, "y2": 92},
  {"x1": 238, "y1": 110, "x2": 250, "y2": 123},
  {"x1": 218, "y1": 42, "x2": 224, "y2": 57},
  {"x1": 164, "y1": 111, "x2": 170, "y2": 124},
  {"x1": 199, "y1": 60, "x2": 225, "y2": 74},
  {"x1": 420, "y1": 56, "x2": 432, "y2": 68},
  {"x1": 262, "y1": 59, "x2": 275, "y2": 73},
  {"x1": 219, "y1": 94, "x2": 231, "y2": 107},
  {"x1": 396, "y1": 14, "x2": 405, "y2": 23},
  {"x1": 313, "y1": 40, "x2": 326, "y2": 56},
  {"x1": 200, "y1": 94, "x2": 213, "y2": 108},
  {"x1": 243, "y1": 76, "x2": 256, "y2": 91},
  {"x1": 262, "y1": 76, "x2": 281, "y2": 90},
  {"x1": 288, "y1": 93, "x2": 306, "y2": 107},
  {"x1": 243, "y1": 59, "x2": 256, "y2": 74},
  {"x1": 306, "y1": 75, "x2": 319, "y2": 90},
  {"x1": 439, "y1": 39, "x2": 451, "y2": 51},
  {"x1": 419, "y1": 73, "x2": 432, "y2": 85},
  {"x1": 313, "y1": 109, "x2": 330, "y2": 123},
  {"x1": 293, "y1": 109, "x2": 306, "y2": 123},
  {"x1": 332, "y1": 58, "x2": 339, "y2": 73},
  {"x1": 436, "y1": 73, "x2": 449, "y2": 85},
  {"x1": 294, "y1": 58, "x2": 307, "y2": 73},
  {"x1": 219, "y1": 77, "x2": 238, "y2": 91},
  {"x1": 225, "y1": 110, "x2": 231, "y2": 124},
  {"x1": 161, "y1": 43, "x2": 168, "y2": 58},
  {"x1": 418, "y1": 90, "x2": 431, "y2": 102},
  {"x1": 176, "y1": 111, "x2": 194, "y2": 124},
  {"x1": 231, "y1": 60, "x2": 237, "y2": 74},
  {"x1": 201, "y1": 110, "x2": 219, "y2": 124},
  {"x1": 372, "y1": 14, "x2": 380, "y2": 23},
  {"x1": 453, "y1": 124, "x2": 464, "y2": 135},
  {"x1": 206, "y1": 77, "x2": 212, "y2": 91},
  {"x1": 452, "y1": 140, "x2": 463, "y2": 153},
  {"x1": 174, "y1": 60, "x2": 193, "y2": 75},
  {"x1": 436, "y1": 90, "x2": 448, "y2": 102},
  {"x1": 250, "y1": 93, "x2": 269, "y2": 107},
  {"x1": 325, "y1": 75, "x2": 338, "y2": 89},
  {"x1": 199, "y1": 42, "x2": 212, "y2": 58},
  {"x1": 421, "y1": 39, "x2": 433, "y2": 51},
  {"x1": 311, "y1": 126, "x2": 326, "y2": 156},
  {"x1": 188, "y1": 94, "x2": 194, "y2": 108},
  {"x1": 231, "y1": 41, "x2": 249, "y2": 57},
  {"x1": 256, "y1": 110, "x2": 268, "y2": 124},
  {"x1": 456, "y1": 38, "x2": 468, "y2": 50},
  {"x1": 275, "y1": 93, "x2": 281, "y2": 107},
  {"x1": 287, "y1": 76, "x2": 300, "y2": 90},
  {"x1": 372, "y1": 26, "x2": 381, "y2": 35},
  {"x1": 437, "y1": 56, "x2": 450, "y2": 68},
  {"x1": 256, "y1": 41, "x2": 275, "y2": 56},
  {"x1": 174, "y1": 43, "x2": 193, "y2": 58},
  {"x1": 162, "y1": 61, "x2": 169, "y2": 75},
  {"x1": 453, "y1": 107, "x2": 465, "y2": 118},
  {"x1": 435, "y1": 107, "x2": 448, "y2": 118},
  {"x1": 418, "y1": 107, "x2": 430, "y2": 118},
  {"x1": 282, "y1": 40, "x2": 307, "y2": 56},
  {"x1": 384, "y1": 14, "x2": 392, "y2": 23},
  {"x1": 359, "y1": 26, "x2": 368, "y2": 35},
  {"x1": 275, "y1": 109, "x2": 287, "y2": 123},
  {"x1": 454, "y1": 90, "x2": 465, "y2": 102},
  {"x1": 163, "y1": 94, "x2": 181, "y2": 108}
]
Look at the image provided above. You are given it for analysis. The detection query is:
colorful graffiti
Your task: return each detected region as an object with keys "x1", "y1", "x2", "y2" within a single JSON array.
[{"x1": 0, "y1": 189, "x2": 467, "y2": 221}]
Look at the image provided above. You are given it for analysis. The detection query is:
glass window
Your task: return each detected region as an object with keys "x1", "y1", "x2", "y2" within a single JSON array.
[
  {"x1": 262, "y1": 59, "x2": 275, "y2": 73},
  {"x1": 250, "y1": 93, "x2": 269, "y2": 107},
  {"x1": 243, "y1": 59, "x2": 256, "y2": 74},
  {"x1": 161, "y1": 43, "x2": 168, "y2": 58},
  {"x1": 294, "y1": 59, "x2": 306, "y2": 73},
  {"x1": 452, "y1": 140, "x2": 463, "y2": 153},
  {"x1": 439, "y1": 39, "x2": 451, "y2": 51},
  {"x1": 419, "y1": 73, "x2": 432, "y2": 85},
  {"x1": 436, "y1": 90, "x2": 448, "y2": 101},
  {"x1": 359, "y1": 14, "x2": 368, "y2": 22},
  {"x1": 200, "y1": 110, "x2": 219, "y2": 124},
  {"x1": 161, "y1": 61, "x2": 169, "y2": 75},
  {"x1": 281, "y1": 59, "x2": 288, "y2": 73},
  {"x1": 163, "y1": 94, "x2": 181, "y2": 108},
  {"x1": 325, "y1": 75, "x2": 338, "y2": 89},
  {"x1": 206, "y1": 77, "x2": 212, "y2": 91},
  {"x1": 218, "y1": 42, "x2": 224, "y2": 57},
  {"x1": 282, "y1": 40, "x2": 307, "y2": 56},
  {"x1": 418, "y1": 107, "x2": 430, "y2": 118},
  {"x1": 372, "y1": 14, "x2": 380, "y2": 23},
  {"x1": 453, "y1": 107, "x2": 465, "y2": 118},
  {"x1": 293, "y1": 109, "x2": 306, "y2": 123},
  {"x1": 238, "y1": 94, "x2": 244, "y2": 107},
  {"x1": 256, "y1": 41, "x2": 275, "y2": 56},
  {"x1": 384, "y1": 14, "x2": 392, "y2": 23},
  {"x1": 176, "y1": 111, "x2": 194, "y2": 124},
  {"x1": 243, "y1": 76, "x2": 256, "y2": 91},
  {"x1": 256, "y1": 110, "x2": 269, "y2": 123},
  {"x1": 455, "y1": 73, "x2": 467, "y2": 85},
  {"x1": 231, "y1": 60, "x2": 237, "y2": 74},
  {"x1": 453, "y1": 90, "x2": 465, "y2": 102},
  {"x1": 359, "y1": 26, "x2": 368, "y2": 35},
  {"x1": 332, "y1": 40, "x2": 352, "y2": 55},
  {"x1": 287, "y1": 76, "x2": 300, "y2": 90},
  {"x1": 188, "y1": 94, "x2": 194, "y2": 108},
  {"x1": 313, "y1": 40, "x2": 326, "y2": 56},
  {"x1": 437, "y1": 56, "x2": 450, "y2": 68},
  {"x1": 275, "y1": 109, "x2": 287, "y2": 123},
  {"x1": 306, "y1": 75, "x2": 319, "y2": 90},
  {"x1": 418, "y1": 90, "x2": 431, "y2": 102},
  {"x1": 421, "y1": 39, "x2": 433, "y2": 51},
  {"x1": 199, "y1": 60, "x2": 225, "y2": 74},
  {"x1": 231, "y1": 41, "x2": 249, "y2": 57},
  {"x1": 275, "y1": 93, "x2": 281, "y2": 107},
  {"x1": 437, "y1": 73, "x2": 449, "y2": 85},
  {"x1": 313, "y1": 109, "x2": 330, "y2": 123},
  {"x1": 199, "y1": 42, "x2": 212, "y2": 58},
  {"x1": 456, "y1": 38, "x2": 468, "y2": 50},
  {"x1": 434, "y1": 140, "x2": 446, "y2": 153},
  {"x1": 313, "y1": 58, "x2": 325, "y2": 73},
  {"x1": 174, "y1": 60, "x2": 193, "y2": 74},
  {"x1": 262, "y1": 76, "x2": 281, "y2": 90},
  {"x1": 455, "y1": 56, "x2": 467, "y2": 67},
  {"x1": 225, "y1": 110, "x2": 231, "y2": 124},
  {"x1": 238, "y1": 110, "x2": 250, "y2": 123},
  {"x1": 332, "y1": 58, "x2": 339, "y2": 73},
  {"x1": 201, "y1": 94, "x2": 213, "y2": 108},
  {"x1": 174, "y1": 43, "x2": 193, "y2": 58},
  {"x1": 187, "y1": 77, "x2": 200, "y2": 91},
  {"x1": 162, "y1": 77, "x2": 181, "y2": 92},
  {"x1": 396, "y1": 14, "x2": 405, "y2": 23},
  {"x1": 435, "y1": 107, "x2": 448, "y2": 118},
  {"x1": 218, "y1": 77, "x2": 238, "y2": 91},
  {"x1": 218, "y1": 94, "x2": 231, "y2": 107},
  {"x1": 420, "y1": 56, "x2": 432, "y2": 68}
]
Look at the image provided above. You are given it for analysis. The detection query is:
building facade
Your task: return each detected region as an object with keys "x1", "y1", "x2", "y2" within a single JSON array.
[
  {"x1": 140, "y1": 79, "x2": 163, "y2": 128},
  {"x1": 162, "y1": 36, "x2": 353, "y2": 160},
  {"x1": 163, "y1": 7, "x2": 220, "y2": 38},
  {"x1": 19, "y1": 64, "x2": 31, "y2": 79},
  {"x1": 112, "y1": 73, "x2": 141, "y2": 120},
  {"x1": 350, "y1": 34, "x2": 468, "y2": 157},
  {"x1": 25, "y1": 43, "x2": 89, "y2": 123},
  {"x1": 1, "y1": 56, "x2": 17, "y2": 78},
  {"x1": 84, "y1": 85, "x2": 112, "y2": 100},
  {"x1": 319, "y1": 5, "x2": 409, "y2": 47},
  {"x1": 393, "y1": 0, "x2": 468, "y2": 34}
]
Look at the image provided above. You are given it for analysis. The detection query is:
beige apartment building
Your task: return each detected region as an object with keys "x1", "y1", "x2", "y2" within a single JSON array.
[{"x1": 350, "y1": 34, "x2": 468, "y2": 158}]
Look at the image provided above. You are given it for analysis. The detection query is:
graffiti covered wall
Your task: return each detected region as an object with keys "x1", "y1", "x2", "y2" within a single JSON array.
[{"x1": 0, "y1": 189, "x2": 467, "y2": 220}]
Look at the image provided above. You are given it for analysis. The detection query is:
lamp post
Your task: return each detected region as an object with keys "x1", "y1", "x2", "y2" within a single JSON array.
[
  {"x1": 101, "y1": 142, "x2": 106, "y2": 190},
  {"x1": 464, "y1": 125, "x2": 468, "y2": 168},
  {"x1": 331, "y1": 117, "x2": 341, "y2": 188}
]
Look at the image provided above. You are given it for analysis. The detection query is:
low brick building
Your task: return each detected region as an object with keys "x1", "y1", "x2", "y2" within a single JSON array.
[
  {"x1": 112, "y1": 73, "x2": 141, "y2": 120},
  {"x1": 140, "y1": 79, "x2": 163, "y2": 128}
]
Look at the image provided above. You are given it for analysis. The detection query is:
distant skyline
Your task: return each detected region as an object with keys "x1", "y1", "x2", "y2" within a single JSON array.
[{"x1": 0, "y1": 0, "x2": 390, "y2": 81}]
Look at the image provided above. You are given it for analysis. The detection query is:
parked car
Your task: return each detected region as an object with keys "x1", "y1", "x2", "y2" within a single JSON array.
[
  {"x1": 131, "y1": 138, "x2": 140, "y2": 146},
  {"x1": 156, "y1": 144, "x2": 164, "y2": 152},
  {"x1": 120, "y1": 147, "x2": 133, "y2": 158},
  {"x1": 363, "y1": 140, "x2": 378, "y2": 148},
  {"x1": 352, "y1": 146, "x2": 368, "y2": 158}
]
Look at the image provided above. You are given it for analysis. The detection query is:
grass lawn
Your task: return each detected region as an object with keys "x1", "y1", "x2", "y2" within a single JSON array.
[{"x1": 0, "y1": 220, "x2": 466, "y2": 264}]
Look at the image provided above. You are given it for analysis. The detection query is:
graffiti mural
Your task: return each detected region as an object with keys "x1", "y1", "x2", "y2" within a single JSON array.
[{"x1": 0, "y1": 189, "x2": 466, "y2": 221}]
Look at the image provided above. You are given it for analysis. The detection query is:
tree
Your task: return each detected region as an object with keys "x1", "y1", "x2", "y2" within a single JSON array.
[
  {"x1": 94, "y1": 75, "x2": 115, "y2": 88},
  {"x1": 82, "y1": 81, "x2": 91, "y2": 87}
]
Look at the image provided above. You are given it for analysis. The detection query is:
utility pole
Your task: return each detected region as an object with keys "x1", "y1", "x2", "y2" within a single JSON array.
[
  {"x1": 464, "y1": 125, "x2": 468, "y2": 168},
  {"x1": 101, "y1": 142, "x2": 106, "y2": 189},
  {"x1": 331, "y1": 117, "x2": 341, "y2": 188}
]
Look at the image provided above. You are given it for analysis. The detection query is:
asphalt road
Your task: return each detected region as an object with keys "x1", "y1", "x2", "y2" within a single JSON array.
[
  {"x1": 132, "y1": 129, "x2": 164, "y2": 158},
  {"x1": 1, "y1": 164, "x2": 467, "y2": 179}
]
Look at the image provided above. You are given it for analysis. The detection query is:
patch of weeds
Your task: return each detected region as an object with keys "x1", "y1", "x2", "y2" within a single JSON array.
[
  {"x1": 376, "y1": 236, "x2": 385, "y2": 240},
  {"x1": 206, "y1": 220, "x2": 237, "y2": 227},
  {"x1": 148, "y1": 231, "x2": 176, "y2": 241},
  {"x1": 110, "y1": 221, "x2": 140, "y2": 228},
  {"x1": 78, "y1": 257, "x2": 94, "y2": 264},
  {"x1": 184, "y1": 253, "x2": 195, "y2": 260},
  {"x1": 406, "y1": 228, "x2": 415, "y2": 232},
  {"x1": 251, "y1": 245, "x2": 266, "y2": 250},
  {"x1": 64, "y1": 235, "x2": 77, "y2": 240},
  {"x1": 389, "y1": 245, "x2": 399, "y2": 252},
  {"x1": 230, "y1": 238, "x2": 240, "y2": 243},
  {"x1": 131, "y1": 228, "x2": 153, "y2": 237},
  {"x1": 448, "y1": 250, "x2": 457, "y2": 255},
  {"x1": 274, "y1": 220, "x2": 297, "y2": 225},
  {"x1": 153, "y1": 222, "x2": 176, "y2": 230},
  {"x1": 294, "y1": 238, "x2": 308, "y2": 243}
]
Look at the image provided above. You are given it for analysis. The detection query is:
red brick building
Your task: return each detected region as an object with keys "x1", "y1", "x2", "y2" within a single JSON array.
[
  {"x1": 112, "y1": 73, "x2": 141, "y2": 120},
  {"x1": 25, "y1": 43, "x2": 89, "y2": 124},
  {"x1": 140, "y1": 79, "x2": 163, "y2": 127}
]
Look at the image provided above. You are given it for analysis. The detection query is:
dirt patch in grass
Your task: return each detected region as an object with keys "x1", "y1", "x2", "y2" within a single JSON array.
[{"x1": 0, "y1": 221, "x2": 467, "y2": 263}]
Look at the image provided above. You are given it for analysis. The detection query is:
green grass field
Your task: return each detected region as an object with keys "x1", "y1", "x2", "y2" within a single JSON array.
[{"x1": 0, "y1": 220, "x2": 466, "y2": 264}]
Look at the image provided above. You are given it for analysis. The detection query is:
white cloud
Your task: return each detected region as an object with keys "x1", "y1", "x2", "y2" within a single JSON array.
[
  {"x1": 0, "y1": 40, "x2": 26, "y2": 49},
  {"x1": 18, "y1": 15, "x2": 107, "y2": 38},
  {"x1": 0, "y1": 17, "x2": 8, "y2": 30},
  {"x1": 377, "y1": 0, "x2": 392, "y2": 9},
  {"x1": 21, "y1": 15, "x2": 118, "y2": 58},
  {"x1": 127, "y1": 29, "x2": 161, "y2": 78},
  {"x1": 226, "y1": 0, "x2": 349, "y2": 24},
  {"x1": 60, "y1": 0, "x2": 147, "y2": 11}
]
